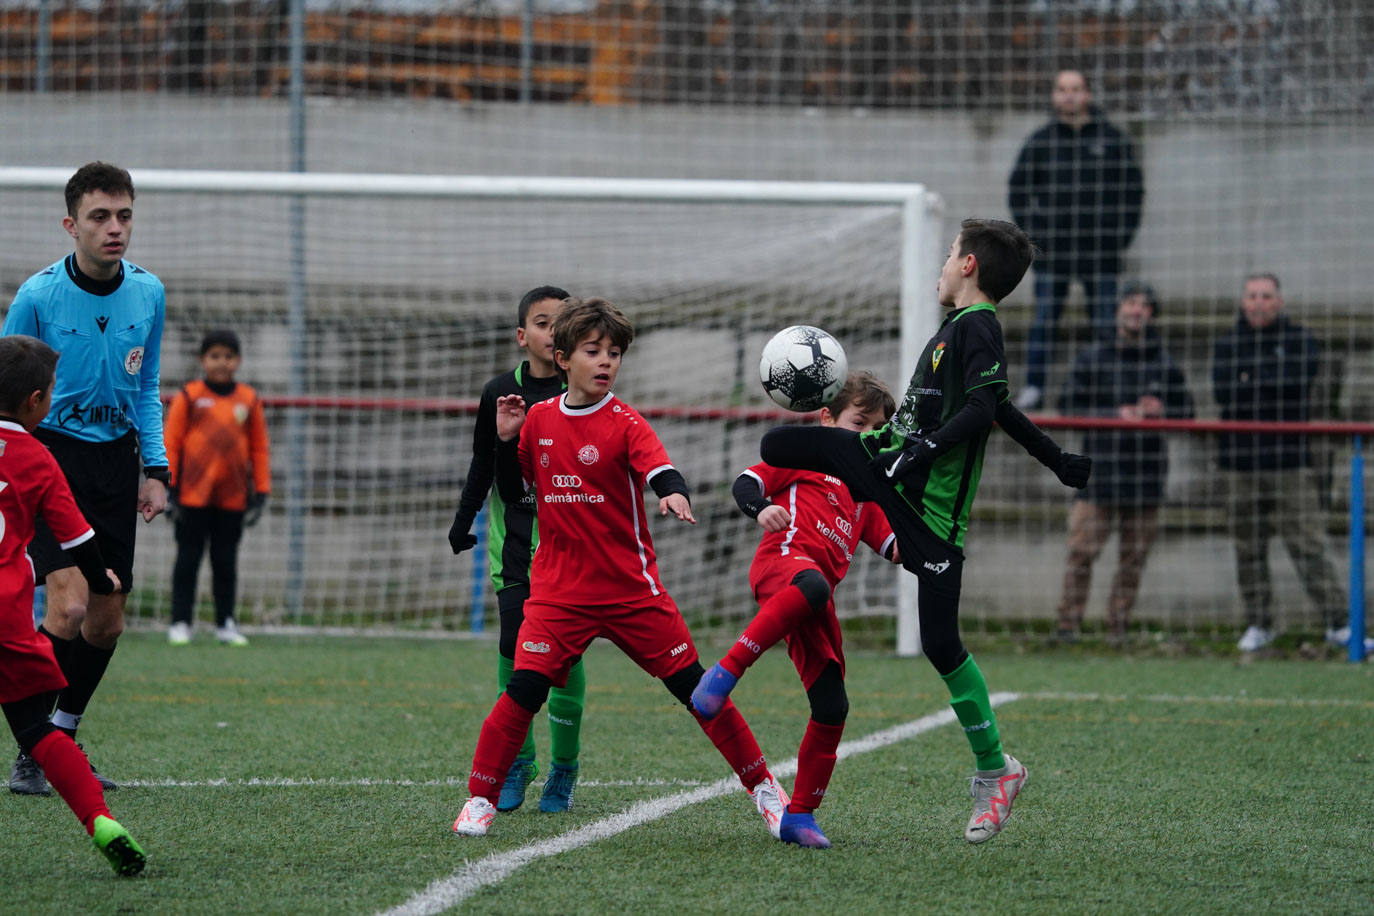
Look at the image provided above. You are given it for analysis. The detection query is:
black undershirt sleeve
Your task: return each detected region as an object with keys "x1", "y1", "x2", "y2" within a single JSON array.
[
  {"x1": 493, "y1": 437, "x2": 528, "y2": 506},
  {"x1": 66, "y1": 539, "x2": 115, "y2": 595},
  {"x1": 648, "y1": 468, "x2": 690, "y2": 503},
  {"x1": 994, "y1": 399, "x2": 1064, "y2": 468},
  {"x1": 927, "y1": 385, "x2": 998, "y2": 451},
  {"x1": 731, "y1": 473, "x2": 771, "y2": 519}
]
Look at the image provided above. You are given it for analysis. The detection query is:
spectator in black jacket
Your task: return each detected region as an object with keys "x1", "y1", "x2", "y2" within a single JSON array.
[
  {"x1": 1009, "y1": 69, "x2": 1144, "y2": 410},
  {"x1": 1054, "y1": 282, "x2": 1192, "y2": 642},
  {"x1": 1213, "y1": 273, "x2": 1357, "y2": 654}
]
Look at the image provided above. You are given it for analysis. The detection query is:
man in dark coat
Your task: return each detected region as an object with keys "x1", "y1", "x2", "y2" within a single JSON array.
[
  {"x1": 1213, "y1": 273, "x2": 1360, "y2": 654},
  {"x1": 1009, "y1": 69, "x2": 1144, "y2": 410},
  {"x1": 1054, "y1": 282, "x2": 1192, "y2": 640}
]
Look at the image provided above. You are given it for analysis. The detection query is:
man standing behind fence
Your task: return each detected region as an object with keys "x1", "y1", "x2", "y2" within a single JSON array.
[
  {"x1": 1009, "y1": 68, "x2": 1144, "y2": 410},
  {"x1": 1212, "y1": 273, "x2": 1361, "y2": 654},
  {"x1": 1053, "y1": 282, "x2": 1192, "y2": 643}
]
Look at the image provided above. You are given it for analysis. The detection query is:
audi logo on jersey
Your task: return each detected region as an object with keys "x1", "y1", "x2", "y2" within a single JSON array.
[{"x1": 551, "y1": 474, "x2": 583, "y2": 487}]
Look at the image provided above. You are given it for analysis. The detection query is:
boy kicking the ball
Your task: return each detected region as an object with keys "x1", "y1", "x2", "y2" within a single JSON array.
[
  {"x1": 732, "y1": 218, "x2": 1091, "y2": 844},
  {"x1": 692, "y1": 370, "x2": 901, "y2": 848},
  {"x1": 453, "y1": 297, "x2": 788, "y2": 839},
  {"x1": 0, "y1": 336, "x2": 146, "y2": 876}
]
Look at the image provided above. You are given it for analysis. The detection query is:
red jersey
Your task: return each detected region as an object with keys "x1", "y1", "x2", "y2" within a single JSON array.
[
  {"x1": 517, "y1": 393, "x2": 678, "y2": 606},
  {"x1": 742, "y1": 463, "x2": 894, "y2": 588},
  {"x1": 0, "y1": 420, "x2": 94, "y2": 639}
]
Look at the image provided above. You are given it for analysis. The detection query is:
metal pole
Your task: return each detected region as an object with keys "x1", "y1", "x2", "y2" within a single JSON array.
[
  {"x1": 285, "y1": 0, "x2": 307, "y2": 618},
  {"x1": 36, "y1": 0, "x2": 51, "y2": 92},
  {"x1": 1350, "y1": 435, "x2": 1366, "y2": 662},
  {"x1": 895, "y1": 188, "x2": 944, "y2": 658},
  {"x1": 520, "y1": 0, "x2": 534, "y2": 104}
]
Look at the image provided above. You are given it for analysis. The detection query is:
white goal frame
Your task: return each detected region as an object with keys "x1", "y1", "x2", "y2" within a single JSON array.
[{"x1": 0, "y1": 166, "x2": 944, "y2": 656}]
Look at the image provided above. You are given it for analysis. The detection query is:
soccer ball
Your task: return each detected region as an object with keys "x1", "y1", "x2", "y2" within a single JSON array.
[{"x1": 759, "y1": 325, "x2": 848, "y2": 412}]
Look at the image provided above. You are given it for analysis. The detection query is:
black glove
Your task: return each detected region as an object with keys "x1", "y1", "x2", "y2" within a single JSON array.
[
  {"x1": 448, "y1": 514, "x2": 478, "y2": 554},
  {"x1": 244, "y1": 493, "x2": 267, "y2": 527},
  {"x1": 1055, "y1": 452, "x2": 1092, "y2": 489},
  {"x1": 869, "y1": 435, "x2": 940, "y2": 483}
]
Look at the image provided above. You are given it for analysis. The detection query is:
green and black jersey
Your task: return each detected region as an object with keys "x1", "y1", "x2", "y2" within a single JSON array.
[
  {"x1": 860, "y1": 302, "x2": 1009, "y2": 548},
  {"x1": 452, "y1": 362, "x2": 565, "y2": 592}
]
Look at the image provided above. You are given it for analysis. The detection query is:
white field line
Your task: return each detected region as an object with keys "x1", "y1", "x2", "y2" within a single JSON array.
[
  {"x1": 118, "y1": 776, "x2": 717, "y2": 789},
  {"x1": 376, "y1": 692, "x2": 1014, "y2": 916},
  {"x1": 121, "y1": 688, "x2": 1368, "y2": 792}
]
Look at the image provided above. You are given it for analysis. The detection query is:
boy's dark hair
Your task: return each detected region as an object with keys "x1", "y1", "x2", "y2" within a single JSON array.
[
  {"x1": 1119, "y1": 280, "x2": 1159, "y2": 315},
  {"x1": 553, "y1": 297, "x2": 634, "y2": 370},
  {"x1": 1244, "y1": 271, "x2": 1281, "y2": 292},
  {"x1": 828, "y1": 369, "x2": 896, "y2": 421},
  {"x1": 65, "y1": 161, "x2": 135, "y2": 218},
  {"x1": 958, "y1": 218, "x2": 1035, "y2": 304},
  {"x1": 200, "y1": 329, "x2": 241, "y2": 356},
  {"x1": 0, "y1": 335, "x2": 58, "y2": 414},
  {"x1": 517, "y1": 285, "x2": 571, "y2": 327}
]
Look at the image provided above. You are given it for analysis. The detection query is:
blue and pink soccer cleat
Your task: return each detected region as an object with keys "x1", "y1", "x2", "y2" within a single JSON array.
[
  {"x1": 689, "y1": 663, "x2": 738, "y2": 720},
  {"x1": 779, "y1": 810, "x2": 831, "y2": 849}
]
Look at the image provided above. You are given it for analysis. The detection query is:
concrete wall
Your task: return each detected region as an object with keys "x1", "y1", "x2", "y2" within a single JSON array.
[{"x1": 3, "y1": 95, "x2": 1372, "y2": 308}]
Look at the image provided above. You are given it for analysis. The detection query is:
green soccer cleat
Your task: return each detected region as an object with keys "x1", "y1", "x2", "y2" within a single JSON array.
[{"x1": 91, "y1": 815, "x2": 146, "y2": 877}]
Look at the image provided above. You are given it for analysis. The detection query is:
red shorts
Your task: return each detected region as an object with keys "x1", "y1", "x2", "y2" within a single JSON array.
[
  {"x1": 0, "y1": 629, "x2": 67, "y2": 705},
  {"x1": 751, "y1": 559, "x2": 844, "y2": 690},
  {"x1": 514, "y1": 592, "x2": 699, "y2": 686}
]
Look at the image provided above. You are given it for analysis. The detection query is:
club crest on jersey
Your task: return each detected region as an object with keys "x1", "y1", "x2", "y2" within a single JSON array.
[
  {"x1": 578, "y1": 444, "x2": 599, "y2": 466},
  {"x1": 826, "y1": 491, "x2": 839, "y2": 507},
  {"x1": 233, "y1": 404, "x2": 250, "y2": 424},
  {"x1": 123, "y1": 346, "x2": 144, "y2": 375},
  {"x1": 540, "y1": 453, "x2": 550, "y2": 468},
  {"x1": 0, "y1": 440, "x2": 6, "y2": 457},
  {"x1": 931, "y1": 342, "x2": 946, "y2": 372}
]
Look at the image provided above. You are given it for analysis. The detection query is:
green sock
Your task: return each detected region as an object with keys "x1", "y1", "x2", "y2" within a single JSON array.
[
  {"x1": 940, "y1": 654, "x2": 1005, "y2": 771},
  {"x1": 498, "y1": 653, "x2": 536, "y2": 762},
  {"x1": 547, "y1": 657, "x2": 585, "y2": 766}
]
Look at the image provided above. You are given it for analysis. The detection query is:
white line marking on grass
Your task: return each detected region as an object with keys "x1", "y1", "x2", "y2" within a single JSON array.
[
  {"x1": 1027, "y1": 691, "x2": 1373, "y2": 710},
  {"x1": 119, "y1": 777, "x2": 714, "y2": 789},
  {"x1": 378, "y1": 691, "x2": 1019, "y2": 916}
]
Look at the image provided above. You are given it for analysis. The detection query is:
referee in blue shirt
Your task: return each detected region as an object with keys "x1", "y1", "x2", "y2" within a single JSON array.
[{"x1": 2, "y1": 162, "x2": 169, "y2": 795}]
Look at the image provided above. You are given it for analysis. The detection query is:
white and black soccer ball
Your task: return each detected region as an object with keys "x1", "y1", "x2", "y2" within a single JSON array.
[{"x1": 759, "y1": 325, "x2": 848, "y2": 412}]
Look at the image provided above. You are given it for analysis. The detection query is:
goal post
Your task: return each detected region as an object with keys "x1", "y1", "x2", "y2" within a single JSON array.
[{"x1": 0, "y1": 166, "x2": 944, "y2": 649}]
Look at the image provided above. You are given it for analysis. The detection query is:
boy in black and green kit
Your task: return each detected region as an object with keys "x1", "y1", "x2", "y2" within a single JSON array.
[
  {"x1": 448, "y1": 285, "x2": 585, "y2": 812},
  {"x1": 760, "y1": 218, "x2": 1090, "y2": 843}
]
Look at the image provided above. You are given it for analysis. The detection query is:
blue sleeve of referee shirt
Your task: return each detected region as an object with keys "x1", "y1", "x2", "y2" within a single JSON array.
[{"x1": 134, "y1": 289, "x2": 168, "y2": 468}]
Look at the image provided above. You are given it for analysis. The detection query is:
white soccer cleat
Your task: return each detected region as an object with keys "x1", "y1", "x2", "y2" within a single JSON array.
[
  {"x1": 1325, "y1": 626, "x2": 1374, "y2": 655},
  {"x1": 452, "y1": 796, "x2": 497, "y2": 836},
  {"x1": 965, "y1": 754, "x2": 1027, "y2": 844},
  {"x1": 1237, "y1": 625, "x2": 1274, "y2": 653},
  {"x1": 749, "y1": 774, "x2": 789, "y2": 840},
  {"x1": 216, "y1": 618, "x2": 249, "y2": 647},
  {"x1": 167, "y1": 622, "x2": 191, "y2": 646}
]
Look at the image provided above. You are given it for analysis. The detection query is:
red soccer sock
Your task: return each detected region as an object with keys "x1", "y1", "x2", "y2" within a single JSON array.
[
  {"x1": 788, "y1": 719, "x2": 844, "y2": 814},
  {"x1": 693, "y1": 699, "x2": 768, "y2": 790},
  {"x1": 29, "y1": 730, "x2": 109, "y2": 834},
  {"x1": 722, "y1": 584, "x2": 814, "y2": 678},
  {"x1": 467, "y1": 692, "x2": 537, "y2": 801}
]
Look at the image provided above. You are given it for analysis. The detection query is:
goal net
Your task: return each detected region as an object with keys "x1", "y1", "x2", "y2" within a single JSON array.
[{"x1": 0, "y1": 169, "x2": 943, "y2": 641}]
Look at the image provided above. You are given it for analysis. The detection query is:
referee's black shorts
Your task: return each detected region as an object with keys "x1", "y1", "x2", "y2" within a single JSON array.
[{"x1": 29, "y1": 429, "x2": 140, "y2": 592}]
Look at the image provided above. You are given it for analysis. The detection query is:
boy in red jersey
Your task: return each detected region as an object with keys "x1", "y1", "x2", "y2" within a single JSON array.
[
  {"x1": 0, "y1": 335, "x2": 146, "y2": 875},
  {"x1": 453, "y1": 298, "x2": 788, "y2": 838},
  {"x1": 164, "y1": 329, "x2": 271, "y2": 646},
  {"x1": 692, "y1": 370, "x2": 899, "y2": 848}
]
